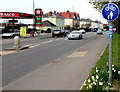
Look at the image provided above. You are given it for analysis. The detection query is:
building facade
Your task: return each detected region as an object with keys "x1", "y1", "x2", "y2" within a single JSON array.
[
  {"x1": 42, "y1": 11, "x2": 64, "y2": 30},
  {"x1": 59, "y1": 11, "x2": 80, "y2": 30}
]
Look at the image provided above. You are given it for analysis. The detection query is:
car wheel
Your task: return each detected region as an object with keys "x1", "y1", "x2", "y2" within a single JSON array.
[
  {"x1": 68, "y1": 38, "x2": 70, "y2": 40},
  {"x1": 52, "y1": 35, "x2": 55, "y2": 38},
  {"x1": 12, "y1": 35, "x2": 15, "y2": 38}
]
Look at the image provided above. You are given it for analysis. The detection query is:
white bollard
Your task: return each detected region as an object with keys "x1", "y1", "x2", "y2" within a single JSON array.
[{"x1": 14, "y1": 36, "x2": 21, "y2": 49}]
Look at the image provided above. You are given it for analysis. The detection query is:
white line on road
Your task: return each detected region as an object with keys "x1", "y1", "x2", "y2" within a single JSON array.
[{"x1": 0, "y1": 51, "x2": 16, "y2": 56}]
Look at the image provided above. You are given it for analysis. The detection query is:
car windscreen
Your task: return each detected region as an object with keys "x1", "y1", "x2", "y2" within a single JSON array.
[
  {"x1": 4, "y1": 29, "x2": 14, "y2": 33},
  {"x1": 53, "y1": 30, "x2": 61, "y2": 32},
  {"x1": 71, "y1": 31, "x2": 80, "y2": 34}
]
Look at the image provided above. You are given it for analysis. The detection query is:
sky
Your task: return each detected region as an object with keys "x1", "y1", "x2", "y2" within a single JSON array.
[{"x1": 0, "y1": 0, "x2": 107, "y2": 24}]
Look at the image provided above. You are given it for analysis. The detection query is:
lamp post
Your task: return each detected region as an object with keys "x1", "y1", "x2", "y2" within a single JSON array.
[{"x1": 33, "y1": 0, "x2": 35, "y2": 37}]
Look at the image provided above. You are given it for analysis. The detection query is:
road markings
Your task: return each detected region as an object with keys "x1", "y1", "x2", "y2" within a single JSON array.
[
  {"x1": 0, "y1": 51, "x2": 16, "y2": 56},
  {"x1": 67, "y1": 51, "x2": 88, "y2": 58},
  {"x1": 55, "y1": 38, "x2": 64, "y2": 41},
  {"x1": 41, "y1": 40, "x2": 53, "y2": 44},
  {"x1": 1, "y1": 38, "x2": 66, "y2": 56},
  {"x1": 29, "y1": 44, "x2": 41, "y2": 48}
]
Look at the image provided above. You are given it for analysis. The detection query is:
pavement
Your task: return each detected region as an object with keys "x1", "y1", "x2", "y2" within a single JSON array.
[
  {"x1": 3, "y1": 34, "x2": 108, "y2": 90},
  {"x1": 1, "y1": 33, "x2": 52, "y2": 52}
]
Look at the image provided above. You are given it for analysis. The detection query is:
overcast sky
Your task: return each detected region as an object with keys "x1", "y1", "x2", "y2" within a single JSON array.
[{"x1": 0, "y1": 0, "x2": 107, "y2": 23}]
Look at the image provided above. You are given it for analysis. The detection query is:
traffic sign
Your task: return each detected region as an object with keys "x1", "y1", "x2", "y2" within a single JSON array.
[
  {"x1": 109, "y1": 31, "x2": 113, "y2": 35},
  {"x1": 109, "y1": 25, "x2": 113, "y2": 29},
  {"x1": 109, "y1": 34, "x2": 113, "y2": 38},
  {"x1": 102, "y1": 3, "x2": 119, "y2": 21}
]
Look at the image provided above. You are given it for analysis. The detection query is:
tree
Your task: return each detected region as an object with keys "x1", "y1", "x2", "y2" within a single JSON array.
[{"x1": 90, "y1": 1, "x2": 120, "y2": 34}]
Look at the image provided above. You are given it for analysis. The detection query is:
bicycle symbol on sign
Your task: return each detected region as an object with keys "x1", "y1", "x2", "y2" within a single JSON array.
[{"x1": 105, "y1": 4, "x2": 116, "y2": 11}]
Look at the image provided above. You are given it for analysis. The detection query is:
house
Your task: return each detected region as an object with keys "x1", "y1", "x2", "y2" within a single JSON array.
[
  {"x1": 80, "y1": 18, "x2": 103, "y2": 29},
  {"x1": 59, "y1": 11, "x2": 80, "y2": 30},
  {"x1": 41, "y1": 20, "x2": 56, "y2": 32},
  {"x1": 80, "y1": 18, "x2": 92, "y2": 28},
  {"x1": 42, "y1": 11, "x2": 64, "y2": 30}
]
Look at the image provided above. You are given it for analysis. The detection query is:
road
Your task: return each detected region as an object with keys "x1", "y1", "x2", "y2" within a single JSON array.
[{"x1": 2, "y1": 32, "x2": 108, "y2": 89}]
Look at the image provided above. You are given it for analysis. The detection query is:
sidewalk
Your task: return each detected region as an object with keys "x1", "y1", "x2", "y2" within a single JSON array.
[{"x1": 3, "y1": 34, "x2": 108, "y2": 90}]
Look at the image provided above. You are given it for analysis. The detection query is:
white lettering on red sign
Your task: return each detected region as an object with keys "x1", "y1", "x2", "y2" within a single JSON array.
[
  {"x1": 0, "y1": 13, "x2": 17, "y2": 17},
  {"x1": 35, "y1": 10, "x2": 41, "y2": 15}
]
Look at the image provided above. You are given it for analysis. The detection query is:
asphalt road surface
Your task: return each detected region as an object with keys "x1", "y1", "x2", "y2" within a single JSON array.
[{"x1": 2, "y1": 32, "x2": 108, "y2": 89}]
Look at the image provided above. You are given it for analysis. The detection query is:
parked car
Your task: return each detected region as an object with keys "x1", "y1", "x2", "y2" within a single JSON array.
[
  {"x1": 52, "y1": 30, "x2": 67, "y2": 38},
  {"x1": 92, "y1": 28, "x2": 97, "y2": 32},
  {"x1": 79, "y1": 29, "x2": 86, "y2": 34},
  {"x1": 67, "y1": 30, "x2": 83, "y2": 40},
  {"x1": 97, "y1": 29, "x2": 103, "y2": 35},
  {"x1": 2, "y1": 29, "x2": 20, "y2": 38}
]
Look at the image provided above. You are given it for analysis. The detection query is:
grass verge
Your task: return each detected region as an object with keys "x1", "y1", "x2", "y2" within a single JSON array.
[{"x1": 82, "y1": 33, "x2": 120, "y2": 90}]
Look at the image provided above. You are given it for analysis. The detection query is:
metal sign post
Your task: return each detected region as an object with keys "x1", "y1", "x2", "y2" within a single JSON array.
[
  {"x1": 109, "y1": 24, "x2": 113, "y2": 84},
  {"x1": 109, "y1": 0, "x2": 112, "y2": 84},
  {"x1": 102, "y1": 0, "x2": 119, "y2": 84}
]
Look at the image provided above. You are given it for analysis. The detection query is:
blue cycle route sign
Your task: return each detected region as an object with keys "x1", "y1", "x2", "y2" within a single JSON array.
[{"x1": 102, "y1": 3, "x2": 119, "y2": 21}]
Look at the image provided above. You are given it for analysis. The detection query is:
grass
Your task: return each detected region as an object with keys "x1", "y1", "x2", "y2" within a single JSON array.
[{"x1": 82, "y1": 33, "x2": 120, "y2": 90}]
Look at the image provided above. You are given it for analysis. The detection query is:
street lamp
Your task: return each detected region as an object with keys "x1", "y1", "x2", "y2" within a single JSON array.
[{"x1": 33, "y1": 0, "x2": 35, "y2": 37}]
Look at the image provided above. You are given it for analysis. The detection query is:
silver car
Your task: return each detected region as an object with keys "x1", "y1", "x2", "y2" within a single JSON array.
[
  {"x1": 2, "y1": 29, "x2": 20, "y2": 38},
  {"x1": 68, "y1": 31, "x2": 83, "y2": 40}
]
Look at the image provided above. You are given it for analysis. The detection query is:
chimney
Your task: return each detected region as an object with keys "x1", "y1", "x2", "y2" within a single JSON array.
[
  {"x1": 67, "y1": 10, "x2": 69, "y2": 12},
  {"x1": 49, "y1": 11, "x2": 52, "y2": 16},
  {"x1": 54, "y1": 11, "x2": 56, "y2": 14}
]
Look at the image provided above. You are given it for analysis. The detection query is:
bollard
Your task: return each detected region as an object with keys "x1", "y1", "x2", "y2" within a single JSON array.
[{"x1": 14, "y1": 36, "x2": 21, "y2": 49}]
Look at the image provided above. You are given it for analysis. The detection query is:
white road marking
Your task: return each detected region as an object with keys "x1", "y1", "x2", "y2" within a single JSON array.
[
  {"x1": 0, "y1": 51, "x2": 16, "y2": 56},
  {"x1": 41, "y1": 40, "x2": 53, "y2": 44},
  {"x1": 55, "y1": 38, "x2": 64, "y2": 41}
]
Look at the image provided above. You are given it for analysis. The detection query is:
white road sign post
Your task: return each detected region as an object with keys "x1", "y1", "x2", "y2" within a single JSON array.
[{"x1": 102, "y1": 1, "x2": 119, "y2": 84}]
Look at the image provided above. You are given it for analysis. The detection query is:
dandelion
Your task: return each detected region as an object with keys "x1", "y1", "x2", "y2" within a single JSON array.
[
  {"x1": 87, "y1": 79, "x2": 91, "y2": 82},
  {"x1": 96, "y1": 75, "x2": 99, "y2": 79},
  {"x1": 99, "y1": 82, "x2": 103, "y2": 85}
]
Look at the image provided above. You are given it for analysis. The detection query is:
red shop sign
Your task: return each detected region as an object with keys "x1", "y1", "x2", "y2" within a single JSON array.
[{"x1": 0, "y1": 12, "x2": 19, "y2": 17}]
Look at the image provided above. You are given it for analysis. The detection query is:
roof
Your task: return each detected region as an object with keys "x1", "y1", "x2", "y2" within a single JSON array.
[
  {"x1": 80, "y1": 18, "x2": 102, "y2": 24},
  {"x1": 59, "y1": 11, "x2": 80, "y2": 19},
  {"x1": 81, "y1": 18, "x2": 93, "y2": 22},
  {"x1": 42, "y1": 20, "x2": 56, "y2": 26},
  {"x1": 43, "y1": 12, "x2": 64, "y2": 19}
]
